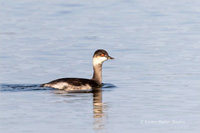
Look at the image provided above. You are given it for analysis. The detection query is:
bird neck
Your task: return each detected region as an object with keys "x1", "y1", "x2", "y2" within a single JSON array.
[{"x1": 92, "y1": 63, "x2": 103, "y2": 85}]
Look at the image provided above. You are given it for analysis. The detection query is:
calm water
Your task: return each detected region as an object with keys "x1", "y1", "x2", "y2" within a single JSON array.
[{"x1": 1, "y1": 0, "x2": 200, "y2": 132}]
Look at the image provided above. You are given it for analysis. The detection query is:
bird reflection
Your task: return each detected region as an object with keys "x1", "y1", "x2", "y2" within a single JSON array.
[
  {"x1": 93, "y1": 87, "x2": 105, "y2": 130},
  {"x1": 53, "y1": 87, "x2": 106, "y2": 130}
]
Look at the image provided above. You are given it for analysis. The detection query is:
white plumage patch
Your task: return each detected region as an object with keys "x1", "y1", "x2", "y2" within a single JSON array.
[
  {"x1": 93, "y1": 57, "x2": 107, "y2": 65},
  {"x1": 43, "y1": 82, "x2": 92, "y2": 90},
  {"x1": 44, "y1": 82, "x2": 68, "y2": 90}
]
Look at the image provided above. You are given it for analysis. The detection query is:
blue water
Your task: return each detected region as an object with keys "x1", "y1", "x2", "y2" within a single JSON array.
[{"x1": 1, "y1": 0, "x2": 200, "y2": 132}]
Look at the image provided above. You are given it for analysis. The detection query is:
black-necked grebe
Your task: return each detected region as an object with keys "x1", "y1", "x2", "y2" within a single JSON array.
[{"x1": 40, "y1": 49, "x2": 114, "y2": 90}]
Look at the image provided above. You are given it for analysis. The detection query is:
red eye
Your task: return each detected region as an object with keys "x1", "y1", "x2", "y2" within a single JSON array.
[{"x1": 101, "y1": 54, "x2": 104, "y2": 57}]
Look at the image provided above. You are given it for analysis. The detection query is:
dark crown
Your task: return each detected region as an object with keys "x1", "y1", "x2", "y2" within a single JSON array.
[{"x1": 93, "y1": 49, "x2": 109, "y2": 57}]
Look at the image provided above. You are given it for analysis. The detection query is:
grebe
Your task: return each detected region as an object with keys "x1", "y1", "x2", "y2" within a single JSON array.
[{"x1": 40, "y1": 49, "x2": 114, "y2": 91}]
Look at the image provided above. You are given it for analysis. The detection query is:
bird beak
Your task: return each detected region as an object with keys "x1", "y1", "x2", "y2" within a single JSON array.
[{"x1": 107, "y1": 56, "x2": 114, "y2": 60}]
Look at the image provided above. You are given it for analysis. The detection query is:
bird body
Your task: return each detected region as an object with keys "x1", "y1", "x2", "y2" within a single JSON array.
[{"x1": 40, "y1": 49, "x2": 114, "y2": 91}]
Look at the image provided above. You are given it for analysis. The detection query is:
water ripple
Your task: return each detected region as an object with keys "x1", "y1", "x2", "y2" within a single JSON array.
[
  {"x1": 0, "y1": 83, "x2": 116, "y2": 92},
  {"x1": 0, "y1": 84, "x2": 54, "y2": 92}
]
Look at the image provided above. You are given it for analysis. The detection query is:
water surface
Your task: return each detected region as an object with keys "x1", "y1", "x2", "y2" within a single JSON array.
[{"x1": 1, "y1": 0, "x2": 200, "y2": 132}]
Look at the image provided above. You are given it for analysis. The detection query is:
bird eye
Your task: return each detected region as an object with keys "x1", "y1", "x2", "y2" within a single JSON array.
[{"x1": 101, "y1": 54, "x2": 105, "y2": 57}]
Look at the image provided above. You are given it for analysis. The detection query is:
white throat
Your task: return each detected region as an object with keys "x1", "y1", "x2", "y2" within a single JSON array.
[{"x1": 93, "y1": 57, "x2": 107, "y2": 66}]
